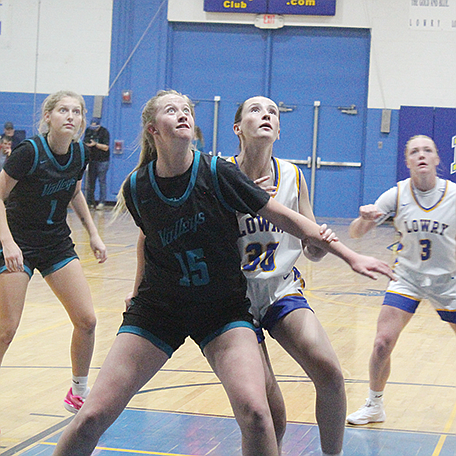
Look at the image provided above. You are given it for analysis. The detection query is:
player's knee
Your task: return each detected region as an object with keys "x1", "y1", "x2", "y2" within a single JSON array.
[
  {"x1": 0, "y1": 322, "x2": 19, "y2": 348},
  {"x1": 238, "y1": 401, "x2": 273, "y2": 436},
  {"x1": 312, "y1": 361, "x2": 345, "y2": 392},
  {"x1": 72, "y1": 407, "x2": 107, "y2": 442},
  {"x1": 74, "y1": 314, "x2": 97, "y2": 335},
  {"x1": 373, "y1": 334, "x2": 395, "y2": 358}
]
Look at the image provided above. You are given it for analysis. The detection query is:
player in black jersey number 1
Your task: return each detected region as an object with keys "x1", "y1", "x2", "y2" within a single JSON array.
[{"x1": 0, "y1": 90, "x2": 107, "y2": 417}]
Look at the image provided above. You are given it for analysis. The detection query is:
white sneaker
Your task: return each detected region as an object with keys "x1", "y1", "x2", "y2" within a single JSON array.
[
  {"x1": 347, "y1": 399, "x2": 386, "y2": 425},
  {"x1": 96, "y1": 203, "x2": 105, "y2": 210}
]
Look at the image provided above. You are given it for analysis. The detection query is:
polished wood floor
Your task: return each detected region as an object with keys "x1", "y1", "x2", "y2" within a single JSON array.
[{"x1": 2, "y1": 210, "x2": 456, "y2": 455}]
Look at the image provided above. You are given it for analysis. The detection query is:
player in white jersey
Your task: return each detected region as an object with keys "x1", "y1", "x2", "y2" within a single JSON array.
[
  {"x1": 347, "y1": 135, "x2": 456, "y2": 425},
  {"x1": 231, "y1": 96, "x2": 348, "y2": 456}
]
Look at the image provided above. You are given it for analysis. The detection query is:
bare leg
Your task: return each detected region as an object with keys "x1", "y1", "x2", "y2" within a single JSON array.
[
  {"x1": 45, "y1": 260, "x2": 96, "y2": 377},
  {"x1": 204, "y1": 327, "x2": 279, "y2": 456},
  {"x1": 449, "y1": 322, "x2": 456, "y2": 335},
  {"x1": 271, "y1": 308, "x2": 346, "y2": 455},
  {"x1": 0, "y1": 272, "x2": 29, "y2": 365},
  {"x1": 369, "y1": 305, "x2": 413, "y2": 392},
  {"x1": 260, "y1": 341, "x2": 286, "y2": 451},
  {"x1": 52, "y1": 333, "x2": 169, "y2": 455}
]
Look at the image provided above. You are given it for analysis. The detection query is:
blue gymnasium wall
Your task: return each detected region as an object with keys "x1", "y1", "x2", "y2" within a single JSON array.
[
  {"x1": 363, "y1": 108, "x2": 400, "y2": 204},
  {"x1": 0, "y1": 0, "x2": 400, "y2": 210},
  {"x1": 397, "y1": 106, "x2": 456, "y2": 184}
]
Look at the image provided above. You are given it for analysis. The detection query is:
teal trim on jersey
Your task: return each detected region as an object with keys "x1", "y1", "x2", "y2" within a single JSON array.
[
  {"x1": 39, "y1": 135, "x2": 75, "y2": 171},
  {"x1": 78, "y1": 139, "x2": 86, "y2": 172},
  {"x1": 26, "y1": 139, "x2": 40, "y2": 175},
  {"x1": 0, "y1": 247, "x2": 32, "y2": 277},
  {"x1": 117, "y1": 325, "x2": 173, "y2": 358},
  {"x1": 200, "y1": 321, "x2": 255, "y2": 351},
  {"x1": 210, "y1": 156, "x2": 236, "y2": 213},
  {"x1": 0, "y1": 264, "x2": 32, "y2": 278},
  {"x1": 41, "y1": 255, "x2": 77, "y2": 278},
  {"x1": 148, "y1": 151, "x2": 200, "y2": 207},
  {"x1": 130, "y1": 170, "x2": 141, "y2": 219},
  {"x1": 23, "y1": 265, "x2": 33, "y2": 278}
]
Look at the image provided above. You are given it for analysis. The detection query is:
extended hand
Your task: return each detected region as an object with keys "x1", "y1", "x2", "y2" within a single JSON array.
[
  {"x1": 351, "y1": 253, "x2": 396, "y2": 281},
  {"x1": 359, "y1": 204, "x2": 382, "y2": 221},
  {"x1": 254, "y1": 175, "x2": 277, "y2": 196}
]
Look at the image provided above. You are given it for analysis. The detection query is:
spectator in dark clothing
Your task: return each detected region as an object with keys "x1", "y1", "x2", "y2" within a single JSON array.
[
  {"x1": 1, "y1": 122, "x2": 21, "y2": 149},
  {"x1": 84, "y1": 118, "x2": 110, "y2": 210}
]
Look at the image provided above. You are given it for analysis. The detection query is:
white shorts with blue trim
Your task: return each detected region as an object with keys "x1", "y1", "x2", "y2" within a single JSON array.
[
  {"x1": 247, "y1": 266, "x2": 306, "y2": 324},
  {"x1": 384, "y1": 266, "x2": 456, "y2": 323}
]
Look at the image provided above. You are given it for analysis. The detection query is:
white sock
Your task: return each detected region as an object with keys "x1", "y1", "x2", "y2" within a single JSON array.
[
  {"x1": 323, "y1": 451, "x2": 343, "y2": 456},
  {"x1": 72, "y1": 375, "x2": 89, "y2": 397},
  {"x1": 369, "y1": 389, "x2": 384, "y2": 403}
]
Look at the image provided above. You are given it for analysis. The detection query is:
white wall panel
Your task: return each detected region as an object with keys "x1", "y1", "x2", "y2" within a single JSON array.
[{"x1": 0, "y1": 0, "x2": 112, "y2": 95}]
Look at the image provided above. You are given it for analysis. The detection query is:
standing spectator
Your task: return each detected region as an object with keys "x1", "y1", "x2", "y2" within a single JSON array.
[
  {"x1": 0, "y1": 137, "x2": 12, "y2": 170},
  {"x1": 1, "y1": 122, "x2": 21, "y2": 149},
  {"x1": 84, "y1": 118, "x2": 110, "y2": 210}
]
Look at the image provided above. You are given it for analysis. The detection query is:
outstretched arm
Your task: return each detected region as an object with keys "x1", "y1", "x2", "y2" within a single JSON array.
[
  {"x1": 258, "y1": 198, "x2": 395, "y2": 281},
  {"x1": 255, "y1": 172, "x2": 333, "y2": 262},
  {"x1": 71, "y1": 181, "x2": 107, "y2": 263},
  {"x1": 349, "y1": 204, "x2": 382, "y2": 239}
]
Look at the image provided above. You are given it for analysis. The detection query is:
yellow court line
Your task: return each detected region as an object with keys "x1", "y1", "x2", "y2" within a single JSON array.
[
  {"x1": 41, "y1": 441, "x2": 195, "y2": 455},
  {"x1": 76, "y1": 242, "x2": 134, "y2": 248},
  {"x1": 432, "y1": 399, "x2": 456, "y2": 456},
  {"x1": 13, "y1": 320, "x2": 69, "y2": 342},
  {"x1": 79, "y1": 247, "x2": 136, "y2": 265}
]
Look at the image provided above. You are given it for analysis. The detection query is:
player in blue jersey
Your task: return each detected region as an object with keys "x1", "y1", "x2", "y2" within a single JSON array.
[
  {"x1": 0, "y1": 90, "x2": 107, "y2": 414},
  {"x1": 347, "y1": 135, "x2": 456, "y2": 425},
  {"x1": 230, "y1": 96, "x2": 346, "y2": 456},
  {"x1": 52, "y1": 90, "x2": 394, "y2": 456}
]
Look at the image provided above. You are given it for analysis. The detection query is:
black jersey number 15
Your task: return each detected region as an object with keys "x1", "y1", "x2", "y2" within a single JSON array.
[{"x1": 174, "y1": 248, "x2": 210, "y2": 286}]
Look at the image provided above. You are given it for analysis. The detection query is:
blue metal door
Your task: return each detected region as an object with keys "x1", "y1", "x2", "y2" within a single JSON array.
[
  {"x1": 269, "y1": 27, "x2": 370, "y2": 218},
  {"x1": 169, "y1": 23, "x2": 370, "y2": 218}
]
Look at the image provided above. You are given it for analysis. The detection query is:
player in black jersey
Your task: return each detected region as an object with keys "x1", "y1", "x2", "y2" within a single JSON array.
[
  {"x1": 53, "y1": 90, "x2": 394, "y2": 456},
  {"x1": 0, "y1": 91, "x2": 107, "y2": 415}
]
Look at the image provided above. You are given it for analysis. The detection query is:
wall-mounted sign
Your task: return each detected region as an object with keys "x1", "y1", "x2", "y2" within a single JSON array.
[
  {"x1": 204, "y1": 0, "x2": 336, "y2": 16},
  {"x1": 204, "y1": 0, "x2": 267, "y2": 14},
  {"x1": 269, "y1": 0, "x2": 336, "y2": 15}
]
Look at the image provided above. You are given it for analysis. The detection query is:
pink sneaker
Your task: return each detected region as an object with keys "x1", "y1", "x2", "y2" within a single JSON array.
[{"x1": 63, "y1": 388, "x2": 88, "y2": 414}]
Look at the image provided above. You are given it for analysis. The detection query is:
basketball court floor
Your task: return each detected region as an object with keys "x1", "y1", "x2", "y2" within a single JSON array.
[{"x1": 1, "y1": 211, "x2": 456, "y2": 456}]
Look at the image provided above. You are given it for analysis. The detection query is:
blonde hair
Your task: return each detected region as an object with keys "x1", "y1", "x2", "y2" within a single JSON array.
[
  {"x1": 404, "y1": 134, "x2": 439, "y2": 157},
  {"x1": 113, "y1": 89, "x2": 195, "y2": 216},
  {"x1": 38, "y1": 90, "x2": 87, "y2": 140}
]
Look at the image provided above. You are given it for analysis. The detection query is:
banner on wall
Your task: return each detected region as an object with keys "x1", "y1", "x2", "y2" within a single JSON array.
[
  {"x1": 203, "y1": 0, "x2": 336, "y2": 16},
  {"x1": 409, "y1": 0, "x2": 456, "y2": 31}
]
